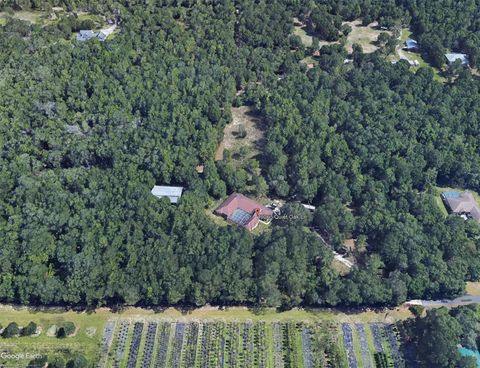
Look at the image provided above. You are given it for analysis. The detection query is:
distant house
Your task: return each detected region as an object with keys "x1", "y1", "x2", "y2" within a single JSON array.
[
  {"x1": 445, "y1": 53, "x2": 469, "y2": 66},
  {"x1": 76, "y1": 25, "x2": 117, "y2": 42},
  {"x1": 442, "y1": 191, "x2": 480, "y2": 222},
  {"x1": 215, "y1": 193, "x2": 274, "y2": 231},
  {"x1": 77, "y1": 30, "x2": 97, "y2": 42},
  {"x1": 404, "y1": 39, "x2": 419, "y2": 51},
  {"x1": 151, "y1": 186, "x2": 184, "y2": 204}
]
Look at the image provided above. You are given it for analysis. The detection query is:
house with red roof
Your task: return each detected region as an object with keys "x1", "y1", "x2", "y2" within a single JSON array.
[{"x1": 215, "y1": 193, "x2": 274, "y2": 231}]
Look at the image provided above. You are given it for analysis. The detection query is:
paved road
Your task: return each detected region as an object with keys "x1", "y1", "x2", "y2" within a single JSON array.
[
  {"x1": 405, "y1": 295, "x2": 480, "y2": 308},
  {"x1": 333, "y1": 251, "x2": 354, "y2": 268}
]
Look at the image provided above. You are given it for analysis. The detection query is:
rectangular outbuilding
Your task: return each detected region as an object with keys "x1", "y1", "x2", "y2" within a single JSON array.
[{"x1": 151, "y1": 186, "x2": 184, "y2": 204}]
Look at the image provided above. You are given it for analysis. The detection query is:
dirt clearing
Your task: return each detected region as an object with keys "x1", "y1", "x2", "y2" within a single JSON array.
[
  {"x1": 292, "y1": 18, "x2": 388, "y2": 54},
  {"x1": 215, "y1": 106, "x2": 265, "y2": 164}
]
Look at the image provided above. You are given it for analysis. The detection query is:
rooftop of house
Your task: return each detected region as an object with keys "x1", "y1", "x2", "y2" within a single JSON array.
[
  {"x1": 77, "y1": 25, "x2": 116, "y2": 42},
  {"x1": 405, "y1": 39, "x2": 419, "y2": 49},
  {"x1": 77, "y1": 30, "x2": 98, "y2": 41},
  {"x1": 215, "y1": 193, "x2": 273, "y2": 229},
  {"x1": 445, "y1": 53, "x2": 469, "y2": 65},
  {"x1": 442, "y1": 191, "x2": 480, "y2": 221}
]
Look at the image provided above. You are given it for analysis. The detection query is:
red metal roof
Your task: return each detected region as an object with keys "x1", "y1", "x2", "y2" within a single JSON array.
[{"x1": 215, "y1": 193, "x2": 273, "y2": 230}]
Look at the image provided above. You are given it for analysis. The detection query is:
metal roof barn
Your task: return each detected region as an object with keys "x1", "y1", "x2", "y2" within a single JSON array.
[{"x1": 151, "y1": 186, "x2": 184, "y2": 204}]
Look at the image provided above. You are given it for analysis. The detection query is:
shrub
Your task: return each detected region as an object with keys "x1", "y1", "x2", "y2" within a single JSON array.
[
  {"x1": 56, "y1": 327, "x2": 66, "y2": 338},
  {"x1": 28, "y1": 355, "x2": 47, "y2": 368},
  {"x1": 21, "y1": 321, "x2": 37, "y2": 336},
  {"x1": 410, "y1": 305, "x2": 425, "y2": 317},
  {"x1": 62, "y1": 322, "x2": 76, "y2": 336},
  {"x1": 49, "y1": 356, "x2": 66, "y2": 368},
  {"x1": 2, "y1": 322, "x2": 19, "y2": 338},
  {"x1": 56, "y1": 322, "x2": 75, "y2": 338},
  {"x1": 66, "y1": 354, "x2": 88, "y2": 368}
]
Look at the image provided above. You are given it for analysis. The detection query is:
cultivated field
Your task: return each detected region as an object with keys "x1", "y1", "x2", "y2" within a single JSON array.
[
  {"x1": 0, "y1": 305, "x2": 413, "y2": 367},
  {"x1": 99, "y1": 319, "x2": 407, "y2": 368}
]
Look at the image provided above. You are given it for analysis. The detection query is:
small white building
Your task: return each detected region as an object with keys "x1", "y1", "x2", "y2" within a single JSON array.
[
  {"x1": 445, "y1": 53, "x2": 469, "y2": 66},
  {"x1": 301, "y1": 203, "x2": 316, "y2": 211},
  {"x1": 76, "y1": 25, "x2": 116, "y2": 42},
  {"x1": 151, "y1": 186, "x2": 184, "y2": 204},
  {"x1": 404, "y1": 39, "x2": 419, "y2": 51}
]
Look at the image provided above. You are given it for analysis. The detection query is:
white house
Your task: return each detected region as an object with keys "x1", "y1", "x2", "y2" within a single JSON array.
[
  {"x1": 445, "y1": 53, "x2": 469, "y2": 66},
  {"x1": 77, "y1": 30, "x2": 97, "y2": 42},
  {"x1": 76, "y1": 25, "x2": 117, "y2": 42}
]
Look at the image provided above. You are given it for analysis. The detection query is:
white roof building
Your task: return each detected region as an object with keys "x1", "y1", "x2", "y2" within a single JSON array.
[
  {"x1": 404, "y1": 39, "x2": 419, "y2": 51},
  {"x1": 76, "y1": 25, "x2": 116, "y2": 42},
  {"x1": 77, "y1": 30, "x2": 98, "y2": 42},
  {"x1": 445, "y1": 53, "x2": 469, "y2": 65},
  {"x1": 151, "y1": 186, "x2": 184, "y2": 204}
]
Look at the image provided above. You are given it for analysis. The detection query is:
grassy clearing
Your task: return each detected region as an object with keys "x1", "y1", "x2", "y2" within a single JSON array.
[
  {"x1": 344, "y1": 20, "x2": 385, "y2": 54},
  {"x1": 221, "y1": 106, "x2": 265, "y2": 165},
  {"x1": 115, "y1": 305, "x2": 413, "y2": 324},
  {"x1": 332, "y1": 258, "x2": 352, "y2": 276},
  {"x1": 292, "y1": 18, "x2": 384, "y2": 54},
  {"x1": 0, "y1": 306, "x2": 108, "y2": 365},
  {"x1": 435, "y1": 195, "x2": 449, "y2": 217},
  {"x1": 0, "y1": 10, "x2": 46, "y2": 24},
  {"x1": 300, "y1": 55, "x2": 317, "y2": 66},
  {"x1": 293, "y1": 23, "x2": 313, "y2": 47},
  {"x1": 400, "y1": 29, "x2": 412, "y2": 43},
  {"x1": 466, "y1": 282, "x2": 480, "y2": 296}
]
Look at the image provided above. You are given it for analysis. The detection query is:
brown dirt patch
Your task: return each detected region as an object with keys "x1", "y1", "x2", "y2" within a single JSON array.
[
  {"x1": 343, "y1": 238, "x2": 356, "y2": 252},
  {"x1": 215, "y1": 106, "x2": 265, "y2": 164}
]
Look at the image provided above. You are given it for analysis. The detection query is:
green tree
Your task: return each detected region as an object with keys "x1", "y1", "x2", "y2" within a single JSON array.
[{"x1": 2, "y1": 322, "x2": 19, "y2": 338}]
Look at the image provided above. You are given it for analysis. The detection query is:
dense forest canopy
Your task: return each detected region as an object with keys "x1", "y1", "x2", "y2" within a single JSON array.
[
  {"x1": 401, "y1": 305, "x2": 480, "y2": 367},
  {"x1": 0, "y1": 0, "x2": 480, "y2": 308}
]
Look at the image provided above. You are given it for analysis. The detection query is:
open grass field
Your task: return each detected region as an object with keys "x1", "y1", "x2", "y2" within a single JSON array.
[
  {"x1": 0, "y1": 10, "x2": 46, "y2": 25},
  {"x1": 0, "y1": 9, "x2": 107, "y2": 31},
  {"x1": 218, "y1": 106, "x2": 265, "y2": 166},
  {"x1": 344, "y1": 20, "x2": 386, "y2": 54},
  {"x1": 293, "y1": 18, "x2": 313, "y2": 47},
  {"x1": 0, "y1": 305, "x2": 110, "y2": 366},
  {"x1": 0, "y1": 305, "x2": 413, "y2": 367},
  {"x1": 292, "y1": 18, "x2": 385, "y2": 55}
]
